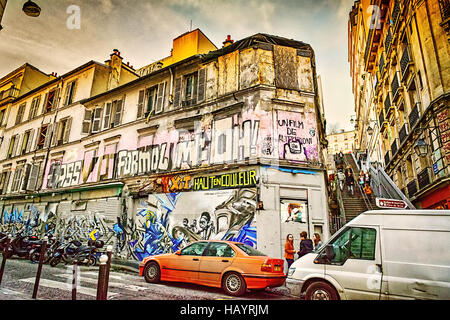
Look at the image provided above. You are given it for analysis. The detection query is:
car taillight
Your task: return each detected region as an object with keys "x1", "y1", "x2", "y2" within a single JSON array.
[
  {"x1": 261, "y1": 259, "x2": 283, "y2": 272},
  {"x1": 261, "y1": 259, "x2": 274, "y2": 272}
]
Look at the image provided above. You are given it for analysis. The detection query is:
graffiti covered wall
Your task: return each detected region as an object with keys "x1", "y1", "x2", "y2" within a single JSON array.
[{"x1": 42, "y1": 109, "x2": 319, "y2": 189}]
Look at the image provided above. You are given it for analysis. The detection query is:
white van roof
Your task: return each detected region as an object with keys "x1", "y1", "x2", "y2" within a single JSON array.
[{"x1": 348, "y1": 209, "x2": 450, "y2": 231}]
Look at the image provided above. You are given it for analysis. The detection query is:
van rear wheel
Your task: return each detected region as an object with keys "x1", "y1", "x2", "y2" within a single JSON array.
[{"x1": 305, "y1": 281, "x2": 338, "y2": 300}]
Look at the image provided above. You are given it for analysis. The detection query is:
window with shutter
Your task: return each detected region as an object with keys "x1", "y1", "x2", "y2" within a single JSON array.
[
  {"x1": 64, "y1": 81, "x2": 77, "y2": 106},
  {"x1": 36, "y1": 125, "x2": 48, "y2": 150},
  {"x1": 15, "y1": 104, "x2": 25, "y2": 125},
  {"x1": 92, "y1": 107, "x2": 103, "y2": 133},
  {"x1": 197, "y1": 68, "x2": 206, "y2": 102},
  {"x1": 155, "y1": 82, "x2": 166, "y2": 114},
  {"x1": 20, "y1": 164, "x2": 32, "y2": 192},
  {"x1": 146, "y1": 87, "x2": 157, "y2": 117},
  {"x1": 20, "y1": 131, "x2": 31, "y2": 155},
  {"x1": 26, "y1": 164, "x2": 40, "y2": 191},
  {"x1": 63, "y1": 117, "x2": 72, "y2": 143},
  {"x1": 103, "y1": 102, "x2": 112, "y2": 129},
  {"x1": 26, "y1": 129, "x2": 35, "y2": 153},
  {"x1": 113, "y1": 99, "x2": 123, "y2": 127},
  {"x1": 7, "y1": 135, "x2": 17, "y2": 158},
  {"x1": 43, "y1": 123, "x2": 54, "y2": 149},
  {"x1": 174, "y1": 77, "x2": 182, "y2": 108},
  {"x1": 12, "y1": 135, "x2": 20, "y2": 157},
  {"x1": 28, "y1": 96, "x2": 41, "y2": 120},
  {"x1": 137, "y1": 90, "x2": 145, "y2": 119},
  {"x1": 82, "y1": 109, "x2": 93, "y2": 134}
]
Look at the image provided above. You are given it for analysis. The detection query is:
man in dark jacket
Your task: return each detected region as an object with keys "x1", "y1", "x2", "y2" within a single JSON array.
[{"x1": 297, "y1": 231, "x2": 313, "y2": 258}]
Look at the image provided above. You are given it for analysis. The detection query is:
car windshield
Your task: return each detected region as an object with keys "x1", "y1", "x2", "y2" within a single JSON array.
[{"x1": 235, "y1": 243, "x2": 267, "y2": 256}]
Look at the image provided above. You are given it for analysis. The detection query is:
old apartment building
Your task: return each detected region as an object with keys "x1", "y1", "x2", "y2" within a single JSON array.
[
  {"x1": 0, "y1": 29, "x2": 329, "y2": 262},
  {"x1": 348, "y1": 0, "x2": 449, "y2": 209}
]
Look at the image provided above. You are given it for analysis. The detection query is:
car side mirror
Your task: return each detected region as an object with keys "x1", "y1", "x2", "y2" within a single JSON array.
[{"x1": 175, "y1": 250, "x2": 181, "y2": 255}]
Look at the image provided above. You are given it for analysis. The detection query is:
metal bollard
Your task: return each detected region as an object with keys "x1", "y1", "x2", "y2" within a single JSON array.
[
  {"x1": 32, "y1": 236, "x2": 48, "y2": 299},
  {"x1": 103, "y1": 245, "x2": 113, "y2": 299},
  {"x1": 96, "y1": 254, "x2": 108, "y2": 300},
  {"x1": 0, "y1": 236, "x2": 11, "y2": 286},
  {"x1": 72, "y1": 259, "x2": 78, "y2": 300}
]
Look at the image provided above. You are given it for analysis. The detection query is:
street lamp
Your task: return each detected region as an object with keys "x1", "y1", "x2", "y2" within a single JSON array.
[
  {"x1": 22, "y1": 1, "x2": 41, "y2": 17},
  {"x1": 414, "y1": 138, "x2": 429, "y2": 157}
]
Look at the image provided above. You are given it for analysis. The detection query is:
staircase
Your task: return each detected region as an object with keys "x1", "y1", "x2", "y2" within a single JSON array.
[{"x1": 338, "y1": 154, "x2": 377, "y2": 223}]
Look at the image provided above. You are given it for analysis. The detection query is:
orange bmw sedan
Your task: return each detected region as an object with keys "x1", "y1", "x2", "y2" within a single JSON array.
[{"x1": 139, "y1": 240, "x2": 286, "y2": 296}]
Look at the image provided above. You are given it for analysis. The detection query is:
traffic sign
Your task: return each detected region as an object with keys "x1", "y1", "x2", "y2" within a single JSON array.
[{"x1": 375, "y1": 198, "x2": 408, "y2": 209}]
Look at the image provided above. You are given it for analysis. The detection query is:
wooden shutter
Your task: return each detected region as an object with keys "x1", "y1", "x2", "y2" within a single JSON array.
[
  {"x1": 20, "y1": 164, "x2": 32, "y2": 191},
  {"x1": 197, "y1": 68, "x2": 206, "y2": 103},
  {"x1": 52, "y1": 88, "x2": 60, "y2": 111},
  {"x1": 11, "y1": 166, "x2": 22, "y2": 192},
  {"x1": 43, "y1": 124, "x2": 54, "y2": 149},
  {"x1": 113, "y1": 99, "x2": 123, "y2": 127},
  {"x1": 92, "y1": 107, "x2": 103, "y2": 133},
  {"x1": 26, "y1": 164, "x2": 40, "y2": 191},
  {"x1": 26, "y1": 129, "x2": 35, "y2": 153},
  {"x1": 103, "y1": 102, "x2": 112, "y2": 129},
  {"x1": 155, "y1": 82, "x2": 166, "y2": 114},
  {"x1": 63, "y1": 117, "x2": 72, "y2": 143},
  {"x1": 82, "y1": 109, "x2": 92, "y2": 134},
  {"x1": 63, "y1": 83, "x2": 71, "y2": 106},
  {"x1": 12, "y1": 134, "x2": 20, "y2": 156},
  {"x1": 137, "y1": 90, "x2": 145, "y2": 119},
  {"x1": 51, "y1": 122, "x2": 60, "y2": 146},
  {"x1": 2, "y1": 171, "x2": 11, "y2": 194},
  {"x1": 42, "y1": 92, "x2": 49, "y2": 113},
  {"x1": 173, "y1": 77, "x2": 182, "y2": 108}
]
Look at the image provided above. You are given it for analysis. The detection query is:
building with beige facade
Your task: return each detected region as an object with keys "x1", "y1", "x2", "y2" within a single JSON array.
[
  {"x1": 0, "y1": 30, "x2": 330, "y2": 263},
  {"x1": 348, "y1": 0, "x2": 449, "y2": 209}
]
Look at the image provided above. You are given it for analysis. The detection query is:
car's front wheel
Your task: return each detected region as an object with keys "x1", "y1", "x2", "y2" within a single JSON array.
[
  {"x1": 143, "y1": 261, "x2": 161, "y2": 283},
  {"x1": 304, "y1": 281, "x2": 339, "y2": 300},
  {"x1": 222, "y1": 272, "x2": 246, "y2": 296}
]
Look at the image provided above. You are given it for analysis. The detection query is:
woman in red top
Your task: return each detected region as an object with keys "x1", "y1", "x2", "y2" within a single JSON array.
[{"x1": 284, "y1": 234, "x2": 296, "y2": 269}]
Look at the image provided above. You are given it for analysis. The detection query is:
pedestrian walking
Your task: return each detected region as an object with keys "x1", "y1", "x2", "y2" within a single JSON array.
[
  {"x1": 364, "y1": 170, "x2": 371, "y2": 185},
  {"x1": 345, "y1": 165, "x2": 353, "y2": 177},
  {"x1": 346, "y1": 171, "x2": 355, "y2": 196},
  {"x1": 313, "y1": 233, "x2": 323, "y2": 251},
  {"x1": 284, "y1": 234, "x2": 296, "y2": 270},
  {"x1": 363, "y1": 182, "x2": 374, "y2": 201},
  {"x1": 358, "y1": 171, "x2": 365, "y2": 189},
  {"x1": 297, "y1": 231, "x2": 313, "y2": 259},
  {"x1": 337, "y1": 170, "x2": 345, "y2": 191}
]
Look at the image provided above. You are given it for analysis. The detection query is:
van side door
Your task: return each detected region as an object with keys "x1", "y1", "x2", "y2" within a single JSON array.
[{"x1": 323, "y1": 226, "x2": 383, "y2": 300}]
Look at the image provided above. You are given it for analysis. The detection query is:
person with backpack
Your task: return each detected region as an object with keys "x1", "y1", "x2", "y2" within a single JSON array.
[
  {"x1": 364, "y1": 182, "x2": 374, "y2": 201},
  {"x1": 297, "y1": 231, "x2": 313, "y2": 259}
]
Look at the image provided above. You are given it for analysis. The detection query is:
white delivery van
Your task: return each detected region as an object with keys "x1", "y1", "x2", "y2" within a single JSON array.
[{"x1": 286, "y1": 210, "x2": 450, "y2": 300}]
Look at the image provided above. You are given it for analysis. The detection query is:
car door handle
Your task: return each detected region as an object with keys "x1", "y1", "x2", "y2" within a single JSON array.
[
  {"x1": 222, "y1": 259, "x2": 229, "y2": 262},
  {"x1": 192, "y1": 258, "x2": 199, "y2": 261}
]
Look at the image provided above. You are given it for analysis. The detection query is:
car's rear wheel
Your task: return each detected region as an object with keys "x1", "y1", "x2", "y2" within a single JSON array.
[
  {"x1": 304, "y1": 281, "x2": 338, "y2": 300},
  {"x1": 143, "y1": 261, "x2": 161, "y2": 283},
  {"x1": 222, "y1": 272, "x2": 246, "y2": 296}
]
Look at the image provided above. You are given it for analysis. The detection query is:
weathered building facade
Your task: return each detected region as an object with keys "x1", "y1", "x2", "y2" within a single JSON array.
[
  {"x1": 0, "y1": 30, "x2": 329, "y2": 262},
  {"x1": 349, "y1": 0, "x2": 449, "y2": 209}
]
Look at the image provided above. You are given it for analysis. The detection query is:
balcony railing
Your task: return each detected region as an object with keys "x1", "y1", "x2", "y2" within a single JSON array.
[
  {"x1": 392, "y1": 0, "x2": 401, "y2": 29},
  {"x1": 384, "y1": 94, "x2": 392, "y2": 115},
  {"x1": 379, "y1": 53, "x2": 385, "y2": 75},
  {"x1": 391, "y1": 138, "x2": 398, "y2": 157},
  {"x1": 418, "y1": 168, "x2": 431, "y2": 191},
  {"x1": 438, "y1": 0, "x2": 450, "y2": 23},
  {"x1": 407, "y1": 180, "x2": 418, "y2": 197},
  {"x1": 408, "y1": 102, "x2": 421, "y2": 129},
  {"x1": 385, "y1": 29, "x2": 393, "y2": 55},
  {"x1": 379, "y1": 110, "x2": 385, "y2": 128},
  {"x1": 400, "y1": 47, "x2": 412, "y2": 78},
  {"x1": 384, "y1": 150, "x2": 390, "y2": 165},
  {"x1": 0, "y1": 87, "x2": 19, "y2": 102},
  {"x1": 391, "y1": 73, "x2": 400, "y2": 100},
  {"x1": 399, "y1": 123, "x2": 409, "y2": 145}
]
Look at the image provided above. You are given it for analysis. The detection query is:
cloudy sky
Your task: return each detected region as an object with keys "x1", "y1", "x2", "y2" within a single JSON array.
[{"x1": 0, "y1": 0, "x2": 356, "y2": 132}]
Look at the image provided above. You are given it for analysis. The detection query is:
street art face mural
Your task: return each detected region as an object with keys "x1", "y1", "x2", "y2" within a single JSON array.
[{"x1": 42, "y1": 109, "x2": 319, "y2": 189}]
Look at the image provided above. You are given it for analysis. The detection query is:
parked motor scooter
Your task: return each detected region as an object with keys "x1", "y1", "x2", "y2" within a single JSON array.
[
  {"x1": 29, "y1": 235, "x2": 56, "y2": 264},
  {"x1": 9, "y1": 235, "x2": 40, "y2": 259}
]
